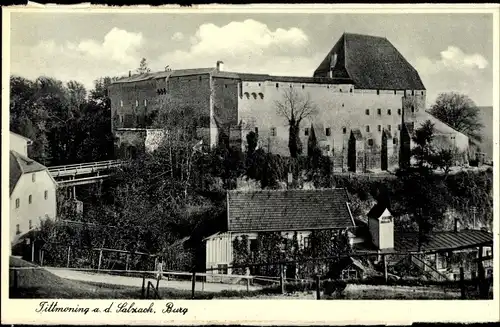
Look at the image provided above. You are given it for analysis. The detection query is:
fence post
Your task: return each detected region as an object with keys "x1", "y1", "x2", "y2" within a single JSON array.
[
  {"x1": 383, "y1": 254, "x2": 388, "y2": 283},
  {"x1": 40, "y1": 250, "x2": 44, "y2": 267},
  {"x1": 67, "y1": 246, "x2": 71, "y2": 268},
  {"x1": 141, "y1": 274, "x2": 146, "y2": 299},
  {"x1": 316, "y1": 275, "x2": 321, "y2": 300},
  {"x1": 97, "y1": 249, "x2": 103, "y2": 272},
  {"x1": 191, "y1": 271, "x2": 196, "y2": 299},
  {"x1": 460, "y1": 267, "x2": 465, "y2": 299},
  {"x1": 246, "y1": 277, "x2": 250, "y2": 292},
  {"x1": 280, "y1": 264, "x2": 285, "y2": 294},
  {"x1": 31, "y1": 240, "x2": 35, "y2": 263}
]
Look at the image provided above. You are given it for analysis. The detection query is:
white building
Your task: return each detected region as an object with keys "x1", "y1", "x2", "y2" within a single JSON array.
[{"x1": 10, "y1": 132, "x2": 57, "y2": 246}]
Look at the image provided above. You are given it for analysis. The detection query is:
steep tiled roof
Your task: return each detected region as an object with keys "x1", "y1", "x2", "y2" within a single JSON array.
[
  {"x1": 314, "y1": 33, "x2": 425, "y2": 90},
  {"x1": 10, "y1": 150, "x2": 48, "y2": 195},
  {"x1": 227, "y1": 189, "x2": 355, "y2": 232},
  {"x1": 394, "y1": 229, "x2": 493, "y2": 253},
  {"x1": 367, "y1": 203, "x2": 389, "y2": 219}
]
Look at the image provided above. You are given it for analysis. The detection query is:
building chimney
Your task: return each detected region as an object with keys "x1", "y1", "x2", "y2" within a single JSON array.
[
  {"x1": 129, "y1": 70, "x2": 131, "y2": 77},
  {"x1": 216, "y1": 60, "x2": 224, "y2": 72},
  {"x1": 454, "y1": 218, "x2": 460, "y2": 232}
]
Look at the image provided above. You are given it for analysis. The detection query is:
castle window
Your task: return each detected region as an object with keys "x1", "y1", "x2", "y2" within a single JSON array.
[
  {"x1": 16, "y1": 224, "x2": 20, "y2": 235},
  {"x1": 44, "y1": 190, "x2": 48, "y2": 200},
  {"x1": 290, "y1": 84, "x2": 293, "y2": 88},
  {"x1": 29, "y1": 195, "x2": 32, "y2": 204},
  {"x1": 366, "y1": 125, "x2": 370, "y2": 133},
  {"x1": 32, "y1": 173, "x2": 36, "y2": 182},
  {"x1": 244, "y1": 92, "x2": 250, "y2": 99},
  {"x1": 255, "y1": 127, "x2": 259, "y2": 134},
  {"x1": 327, "y1": 85, "x2": 330, "y2": 89},
  {"x1": 377, "y1": 90, "x2": 380, "y2": 95},
  {"x1": 339, "y1": 88, "x2": 342, "y2": 92},
  {"x1": 342, "y1": 127, "x2": 347, "y2": 134},
  {"x1": 276, "y1": 83, "x2": 279, "y2": 88},
  {"x1": 270, "y1": 127, "x2": 277, "y2": 137},
  {"x1": 388, "y1": 125, "x2": 392, "y2": 131},
  {"x1": 411, "y1": 106, "x2": 415, "y2": 113},
  {"x1": 350, "y1": 88, "x2": 353, "y2": 93},
  {"x1": 393, "y1": 138, "x2": 398, "y2": 145},
  {"x1": 258, "y1": 83, "x2": 261, "y2": 86},
  {"x1": 421, "y1": 91, "x2": 424, "y2": 95},
  {"x1": 394, "y1": 90, "x2": 397, "y2": 95},
  {"x1": 368, "y1": 139, "x2": 374, "y2": 146},
  {"x1": 16, "y1": 198, "x2": 20, "y2": 208},
  {"x1": 304, "y1": 128, "x2": 309, "y2": 136},
  {"x1": 258, "y1": 93, "x2": 264, "y2": 99},
  {"x1": 365, "y1": 109, "x2": 370, "y2": 115},
  {"x1": 378, "y1": 125, "x2": 382, "y2": 132},
  {"x1": 199, "y1": 76, "x2": 202, "y2": 82},
  {"x1": 387, "y1": 109, "x2": 392, "y2": 115},
  {"x1": 326, "y1": 128, "x2": 331, "y2": 136},
  {"x1": 302, "y1": 85, "x2": 305, "y2": 89},
  {"x1": 412, "y1": 90, "x2": 415, "y2": 96},
  {"x1": 224, "y1": 84, "x2": 227, "y2": 89},
  {"x1": 398, "y1": 109, "x2": 402, "y2": 115},
  {"x1": 251, "y1": 92, "x2": 257, "y2": 99},
  {"x1": 377, "y1": 108, "x2": 381, "y2": 115}
]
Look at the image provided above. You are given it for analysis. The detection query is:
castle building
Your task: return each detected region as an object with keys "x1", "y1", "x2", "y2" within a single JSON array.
[{"x1": 109, "y1": 33, "x2": 469, "y2": 171}]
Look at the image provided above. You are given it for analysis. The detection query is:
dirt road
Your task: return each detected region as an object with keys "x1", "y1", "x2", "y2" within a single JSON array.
[{"x1": 45, "y1": 268, "x2": 262, "y2": 293}]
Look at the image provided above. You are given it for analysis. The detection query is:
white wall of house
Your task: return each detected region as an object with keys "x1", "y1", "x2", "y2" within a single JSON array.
[
  {"x1": 10, "y1": 133, "x2": 30, "y2": 157},
  {"x1": 10, "y1": 170, "x2": 57, "y2": 243}
]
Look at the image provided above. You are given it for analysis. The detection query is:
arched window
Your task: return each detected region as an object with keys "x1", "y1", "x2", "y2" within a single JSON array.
[
  {"x1": 387, "y1": 109, "x2": 392, "y2": 115},
  {"x1": 251, "y1": 92, "x2": 257, "y2": 99},
  {"x1": 258, "y1": 92, "x2": 264, "y2": 99},
  {"x1": 397, "y1": 109, "x2": 402, "y2": 115},
  {"x1": 244, "y1": 92, "x2": 250, "y2": 99}
]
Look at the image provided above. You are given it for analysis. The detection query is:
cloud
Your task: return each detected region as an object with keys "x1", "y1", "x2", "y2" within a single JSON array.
[
  {"x1": 171, "y1": 32, "x2": 184, "y2": 41},
  {"x1": 415, "y1": 46, "x2": 491, "y2": 106},
  {"x1": 10, "y1": 27, "x2": 145, "y2": 90},
  {"x1": 156, "y1": 19, "x2": 313, "y2": 76}
]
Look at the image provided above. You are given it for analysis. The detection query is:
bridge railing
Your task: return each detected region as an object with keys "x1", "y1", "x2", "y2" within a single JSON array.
[{"x1": 48, "y1": 160, "x2": 122, "y2": 171}]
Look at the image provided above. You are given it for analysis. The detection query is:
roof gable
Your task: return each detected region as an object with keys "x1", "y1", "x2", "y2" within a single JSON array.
[
  {"x1": 10, "y1": 151, "x2": 48, "y2": 195},
  {"x1": 315, "y1": 33, "x2": 425, "y2": 90},
  {"x1": 227, "y1": 189, "x2": 355, "y2": 232}
]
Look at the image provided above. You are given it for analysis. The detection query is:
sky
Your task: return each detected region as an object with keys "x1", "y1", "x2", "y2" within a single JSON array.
[{"x1": 9, "y1": 11, "x2": 494, "y2": 106}]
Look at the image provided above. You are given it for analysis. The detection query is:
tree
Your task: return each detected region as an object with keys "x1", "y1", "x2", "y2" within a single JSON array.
[
  {"x1": 411, "y1": 120, "x2": 436, "y2": 169},
  {"x1": 136, "y1": 58, "x2": 151, "y2": 75},
  {"x1": 430, "y1": 92, "x2": 483, "y2": 145},
  {"x1": 275, "y1": 88, "x2": 317, "y2": 158}
]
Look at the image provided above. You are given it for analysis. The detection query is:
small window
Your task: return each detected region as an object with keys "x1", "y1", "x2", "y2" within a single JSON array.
[
  {"x1": 255, "y1": 127, "x2": 259, "y2": 134},
  {"x1": 15, "y1": 198, "x2": 20, "y2": 208},
  {"x1": 29, "y1": 195, "x2": 32, "y2": 204},
  {"x1": 258, "y1": 83, "x2": 261, "y2": 87},
  {"x1": 251, "y1": 93, "x2": 257, "y2": 99},
  {"x1": 276, "y1": 83, "x2": 279, "y2": 88},
  {"x1": 350, "y1": 88, "x2": 353, "y2": 93},
  {"x1": 290, "y1": 84, "x2": 293, "y2": 88},
  {"x1": 16, "y1": 224, "x2": 20, "y2": 235},
  {"x1": 44, "y1": 190, "x2": 48, "y2": 200},
  {"x1": 244, "y1": 92, "x2": 250, "y2": 99},
  {"x1": 365, "y1": 109, "x2": 370, "y2": 115},
  {"x1": 304, "y1": 128, "x2": 309, "y2": 136},
  {"x1": 258, "y1": 93, "x2": 264, "y2": 99},
  {"x1": 393, "y1": 138, "x2": 398, "y2": 145},
  {"x1": 342, "y1": 103, "x2": 344, "y2": 107},
  {"x1": 32, "y1": 173, "x2": 36, "y2": 182},
  {"x1": 378, "y1": 125, "x2": 381, "y2": 132},
  {"x1": 411, "y1": 106, "x2": 415, "y2": 113},
  {"x1": 394, "y1": 90, "x2": 397, "y2": 95},
  {"x1": 387, "y1": 109, "x2": 392, "y2": 115},
  {"x1": 388, "y1": 125, "x2": 392, "y2": 131},
  {"x1": 327, "y1": 85, "x2": 330, "y2": 89},
  {"x1": 398, "y1": 109, "x2": 402, "y2": 115},
  {"x1": 377, "y1": 90, "x2": 380, "y2": 95},
  {"x1": 199, "y1": 76, "x2": 202, "y2": 82},
  {"x1": 29, "y1": 220, "x2": 32, "y2": 229},
  {"x1": 326, "y1": 128, "x2": 331, "y2": 136},
  {"x1": 302, "y1": 85, "x2": 305, "y2": 89},
  {"x1": 224, "y1": 84, "x2": 228, "y2": 89},
  {"x1": 377, "y1": 108, "x2": 381, "y2": 115},
  {"x1": 342, "y1": 127, "x2": 347, "y2": 134},
  {"x1": 368, "y1": 139, "x2": 374, "y2": 146},
  {"x1": 398, "y1": 124, "x2": 401, "y2": 130},
  {"x1": 271, "y1": 127, "x2": 277, "y2": 137},
  {"x1": 412, "y1": 90, "x2": 415, "y2": 96},
  {"x1": 421, "y1": 91, "x2": 424, "y2": 95},
  {"x1": 366, "y1": 126, "x2": 370, "y2": 133},
  {"x1": 339, "y1": 88, "x2": 342, "y2": 93}
]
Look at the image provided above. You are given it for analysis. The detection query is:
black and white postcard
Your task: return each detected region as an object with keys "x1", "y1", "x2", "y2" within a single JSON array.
[{"x1": 2, "y1": 4, "x2": 499, "y2": 325}]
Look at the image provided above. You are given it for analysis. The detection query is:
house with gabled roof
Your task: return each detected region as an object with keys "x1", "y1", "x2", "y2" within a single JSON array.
[
  {"x1": 204, "y1": 188, "x2": 356, "y2": 275},
  {"x1": 9, "y1": 132, "x2": 57, "y2": 248}
]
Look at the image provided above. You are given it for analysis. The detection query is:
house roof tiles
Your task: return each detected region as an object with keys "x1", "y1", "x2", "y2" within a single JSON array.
[
  {"x1": 227, "y1": 189, "x2": 355, "y2": 232},
  {"x1": 10, "y1": 150, "x2": 48, "y2": 195}
]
